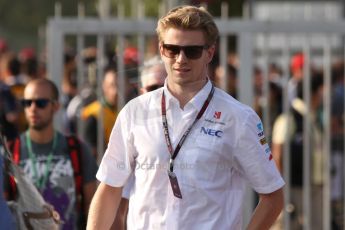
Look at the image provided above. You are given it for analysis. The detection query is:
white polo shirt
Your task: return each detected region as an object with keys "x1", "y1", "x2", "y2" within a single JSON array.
[{"x1": 97, "y1": 80, "x2": 285, "y2": 229}]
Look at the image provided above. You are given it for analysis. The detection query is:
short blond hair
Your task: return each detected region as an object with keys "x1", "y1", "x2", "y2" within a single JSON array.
[{"x1": 156, "y1": 5, "x2": 219, "y2": 46}]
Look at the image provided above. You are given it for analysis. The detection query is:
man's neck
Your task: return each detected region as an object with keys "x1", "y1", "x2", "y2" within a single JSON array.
[
  {"x1": 28, "y1": 127, "x2": 55, "y2": 144},
  {"x1": 167, "y1": 78, "x2": 208, "y2": 109}
]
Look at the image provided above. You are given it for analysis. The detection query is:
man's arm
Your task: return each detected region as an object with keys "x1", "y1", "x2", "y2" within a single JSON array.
[
  {"x1": 110, "y1": 198, "x2": 129, "y2": 230},
  {"x1": 247, "y1": 188, "x2": 284, "y2": 230},
  {"x1": 87, "y1": 182, "x2": 123, "y2": 230}
]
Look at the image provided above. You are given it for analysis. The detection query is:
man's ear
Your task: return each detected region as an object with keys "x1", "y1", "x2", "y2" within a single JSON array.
[
  {"x1": 159, "y1": 43, "x2": 164, "y2": 58},
  {"x1": 53, "y1": 101, "x2": 61, "y2": 112},
  {"x1": 206, "y1": 44, "x2": 216, "y2": 64}
]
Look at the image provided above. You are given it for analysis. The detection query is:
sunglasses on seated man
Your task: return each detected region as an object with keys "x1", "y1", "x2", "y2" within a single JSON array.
[
  {"x1": 21, "y1": 99, "x2": 55, "y2": 109},
  {"x1": 162, "y1": 43, "x2": 209, "y2": 60}
]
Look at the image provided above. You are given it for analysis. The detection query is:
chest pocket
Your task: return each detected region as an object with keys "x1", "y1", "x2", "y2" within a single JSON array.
[{"x1": 179, "y1": 129, "x2": 224, "y2": 187}]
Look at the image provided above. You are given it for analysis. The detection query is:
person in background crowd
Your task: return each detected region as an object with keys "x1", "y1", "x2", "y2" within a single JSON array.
[
  {"x1": 81, "y1": 65, "x2": 118, "y2": 160},
  {"x1": 139, "y1": 55, "x2": 167, "y2": 94},
  {"x1": 271, "y1": 73, "x2": 324, "y2": 229},
  {"x1": 253, "y1": 65, "x2": 283, "y2": 140},
  {"x1": 0, "y1": 52, "x2": 27, "y2": 133},
  {"x1": 4, "y1": 78, "x2": 98, "y2": 230},
  {"x1": 214, "y1": 63, "x2": 237, "y2": 98},
  {"x1": 123, "y1": 46, "x2": 140, "y2": 101},
  {"x1": 61, "y1": 49, "x2": 78, "y2": 109},
  {"x1": 288, "y1": 53, "x2": 304, "y2": 104},
  {"x1": 0, "y1": 38, "x2": 8, "y2": 58},
  {"x1": 330, "y1": 61, "x2": 345, "y2": 230},
  {"x1": 87, "y1": 5, "x2": 284, "y2": 230},
  {"x1": 0, "y1": 151, "x2": 16, "y2": 229},
  {"x1": 63, "y1": 46, "x2": 99, "y2": 136},
  {"x1": 19, "y1": 47, "x2": 39, "y2": 81},
  {"x1": 0, "y1": 79, "x2": 19, "y2": 140},
  {"x1": 0, "y1": 52, "x2": 27, "y2": 87}
]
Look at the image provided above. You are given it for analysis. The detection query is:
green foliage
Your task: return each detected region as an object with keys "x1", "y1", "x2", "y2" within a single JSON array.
[
  {"x1": 0, "y1": 0, "x2": 243, "y2": 50},
  {"x1": 0, "y1": 0, "x2": 95, "y2": 49},
  {"x1": 110, "y1": 0, "x2": 161, "y2": 17}
]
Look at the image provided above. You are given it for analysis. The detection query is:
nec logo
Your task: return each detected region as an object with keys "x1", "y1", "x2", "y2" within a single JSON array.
[{"x1": 200, "y1": 127, "x2": 223, "y2": 138}]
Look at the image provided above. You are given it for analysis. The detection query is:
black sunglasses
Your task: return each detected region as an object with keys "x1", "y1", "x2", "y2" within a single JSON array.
[
  {"x1": 21, "y1": 99, "x2": 54, "y2": 109},
  {"x1": 162, "y1": 43, "x2": 209, "y2": 60},
  {"x1": 145, "y1": 84, "x2": 163, "y2": 92}
]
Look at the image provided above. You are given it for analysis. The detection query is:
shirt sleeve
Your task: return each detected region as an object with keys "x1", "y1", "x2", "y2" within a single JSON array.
[
  {"x1": 233, "y1": 110, "x2": 285, "y2": 194},
  {"x1": 122, "y1": 173, "x2": 134, "y2": 199},
  {"x1": 96, "y1": 105, "x2": 134, "y2": 187}
]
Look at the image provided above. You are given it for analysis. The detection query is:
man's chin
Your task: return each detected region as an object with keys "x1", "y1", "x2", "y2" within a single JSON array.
[{"x1": 30, "y1": 125, "x2": 45, "y2": 131}]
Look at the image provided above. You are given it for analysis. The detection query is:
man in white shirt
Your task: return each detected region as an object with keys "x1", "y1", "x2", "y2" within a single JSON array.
[{"x1": 87, "y1": 5, "x2": 284, "y2": 230}]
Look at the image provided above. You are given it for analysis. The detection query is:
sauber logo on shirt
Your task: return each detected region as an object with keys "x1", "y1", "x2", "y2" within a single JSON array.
[
  {"x1": 265, "y1": 147, "x2": 273, "y2": 161},
  {"x1": 214, "y1": 111, "x2": 221, "y2": 119},
  {"x1": 257, "y1": 122, "x2": 263, "y2": 131},
  {"x1": 255, "y1": 122, "x2": 273, "y2": 161},
  {"x1": 204, "y1": 118, "x2": 226, "y2": 126},
  {"x1": 200, "y1": 127, "x2": 223, "y2": 138},
  {"x1": 260, "y1": 137, "x2": 267, "y2": 145}
]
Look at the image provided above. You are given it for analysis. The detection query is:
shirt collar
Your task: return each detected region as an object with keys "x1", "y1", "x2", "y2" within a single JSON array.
[
  {"x1": 162, "y1": 79, "x2": 178, "y2": 110},
  {"x1": 163, "y1": 79, "x2": 212, "y2": 111}
]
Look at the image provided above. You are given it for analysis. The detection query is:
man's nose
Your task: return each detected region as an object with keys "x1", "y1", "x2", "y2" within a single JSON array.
[{"x1": 176, "y1": 50, "x2": 187, "y2": 62}]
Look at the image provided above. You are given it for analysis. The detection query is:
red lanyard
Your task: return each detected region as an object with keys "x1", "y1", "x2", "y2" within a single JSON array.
[{"x1": 161, "y1": 84, "x2": 215, "y2": 172}]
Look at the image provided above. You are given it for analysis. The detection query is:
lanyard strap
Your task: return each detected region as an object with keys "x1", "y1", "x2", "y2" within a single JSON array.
[
  {"x1": 161, "y1": 84, "x2": 215, "y2": 172},
  {"x1": 26, "y1": 131, "x2": 57, "y2": 190}
]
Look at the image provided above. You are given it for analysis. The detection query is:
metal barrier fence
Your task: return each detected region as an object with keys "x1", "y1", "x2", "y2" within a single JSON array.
[{"x1": 46, "y1": 5, "x2": 345, "y2": 230}]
